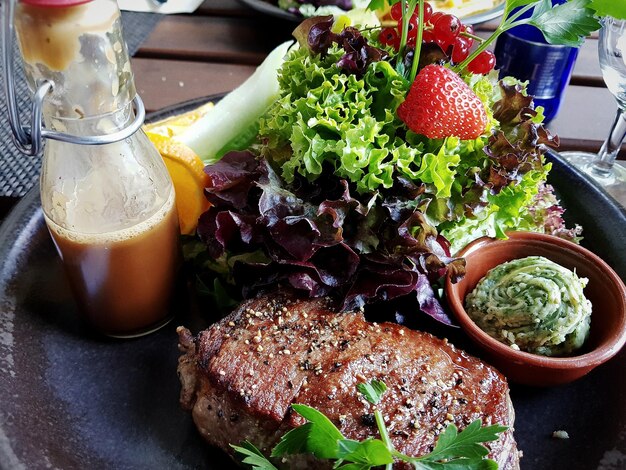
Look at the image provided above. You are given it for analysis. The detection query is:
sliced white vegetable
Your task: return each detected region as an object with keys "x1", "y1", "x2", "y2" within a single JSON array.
[{"x1": 177, "y1": 40, "x2": 293, "y2": 161}]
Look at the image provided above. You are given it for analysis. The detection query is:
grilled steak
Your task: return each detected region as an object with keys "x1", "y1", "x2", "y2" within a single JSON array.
[{"x1": 177, "y1": 292, "x2": 520, "y2": 469}]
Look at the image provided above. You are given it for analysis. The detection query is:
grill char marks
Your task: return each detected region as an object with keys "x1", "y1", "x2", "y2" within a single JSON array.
[{"x1": 177, "y1": 292, "x2": 520, "y2": 469}]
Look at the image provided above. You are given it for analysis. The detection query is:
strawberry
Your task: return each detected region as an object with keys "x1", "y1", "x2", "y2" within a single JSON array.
[{"x1": 397, "y1": 64, "x2": 487, "y2": 140}]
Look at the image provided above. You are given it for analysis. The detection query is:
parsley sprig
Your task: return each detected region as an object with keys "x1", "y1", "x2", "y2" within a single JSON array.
[
  {"x1": 231, "y1": 380, "x2": 507, "y2": 470},
  {"x1": 589, "y1": 0, "x2": 626, "y2": 20},
  {"x1": 455, "y1": 0, "x2": 601, "y2": 72}
]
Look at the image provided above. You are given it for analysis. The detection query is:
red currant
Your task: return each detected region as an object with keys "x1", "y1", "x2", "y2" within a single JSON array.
[
  {"x1": 461, "y1": 24, "x2": 475, "y2": 36},
  {"x1": 421, "y1": 2, "x2": 433, "y2": 22},
  {"x1": 459, "y1": 24, "x2": 475, "y2": 48},
  {"x1": 379, "y1": 27, "x2": 400, "y2": 51},
  {"x1": 422, "y1": 29, "x2": 436, "y2": 43},
  {"x1": 435, "y1": 35, "x2": 452, "y2": 54},
  {"x1": 390, "y1": 2, "x2": 403, "y2": 21},
  {"x1": 409, "y1": 2, "x2": 433, "y2": 24},
  {"x1": 467, "y1": 50, "x2": 496, "y2": 74},
  {"x1": 433, "y1": 14, "x2": 461, "y2": 46},
  {"x1": 429, "y1": 11, "x2": 445, "y2": 25},
  {"x1": 399, "y1": 15, "x2": 419, "y2": 39},
  {"x1": 451, "y1": 36, "x2": 471, "y2": 63}
]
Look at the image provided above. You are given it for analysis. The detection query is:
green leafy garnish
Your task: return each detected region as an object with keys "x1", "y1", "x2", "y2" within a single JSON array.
[
  {"x1": 528, "y1": 0, "x2": 602, "y2": 46},
  {"x1": 337, "y1": 438, "x2": 395, "y2": 467},
  {"x1": 424, "y1": 420, "x2": 509, "y2": 461},
  {"x1": 357, "y1": 379, "x2": 388, "y2": 404},
  {"x1": 589, "y1": 0, "x2": 626, "y2": 19},
  {"x1": 234, "y1": 380, "x2": 508, "y2": 470},
  {"x1": 231, "y1": 441, "x2": 278, "y2": 470},
  {"x1": 366, "y1": 0, "x2": 386, "y2": 10},
  {"x1": 272, "y1": 404, "x2": 344, "y2": 459}
]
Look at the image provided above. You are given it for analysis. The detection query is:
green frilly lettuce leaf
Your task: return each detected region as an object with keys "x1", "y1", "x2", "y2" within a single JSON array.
[{"x1": 260, "y1": 47, "x2": 412, "y2": 193}]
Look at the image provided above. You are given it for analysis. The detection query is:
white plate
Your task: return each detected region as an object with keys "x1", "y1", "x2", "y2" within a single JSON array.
[{"x1": 238, "y1": 0, "x2": 505, "y2": 25}]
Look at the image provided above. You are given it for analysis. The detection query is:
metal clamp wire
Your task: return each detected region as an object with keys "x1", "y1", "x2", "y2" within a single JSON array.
[
  {"x1": 41, "y1": 94, "x2": 146, "y2": 146},
  {"x1": 2, "y1": 0, "x2": 31, "y2": 153}
]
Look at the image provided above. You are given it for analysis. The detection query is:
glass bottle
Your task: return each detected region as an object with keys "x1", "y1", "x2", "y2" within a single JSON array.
[
  {"x1": 493, "y1": 0, "x2": 579, "y2": 123},
  {"x1": 13, "y1": 0, "x2": 180, "y2": 337}
]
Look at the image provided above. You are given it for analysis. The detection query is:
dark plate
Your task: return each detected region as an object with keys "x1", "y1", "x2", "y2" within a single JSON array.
[
  {"x1": 0, "y1": 95, "x2": 625, "y2": 470},
  {"x1": 238, "y1": 0, "x2": 506, "y2": 25}
]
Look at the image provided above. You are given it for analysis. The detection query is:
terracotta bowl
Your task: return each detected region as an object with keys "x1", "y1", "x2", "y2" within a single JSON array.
[{"x1": 444, "y1": 232, "x2": 626, "y2": 386}]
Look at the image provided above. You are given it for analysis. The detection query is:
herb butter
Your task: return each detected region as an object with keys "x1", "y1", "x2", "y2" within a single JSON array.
[{"x1": 465, "y1": 256, "x2": 592, "y2": 356}]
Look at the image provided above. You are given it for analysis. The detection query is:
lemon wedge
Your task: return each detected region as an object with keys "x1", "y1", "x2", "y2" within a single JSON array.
[{"x1": 144, "y1": 101, "x2": 215, "y2": 138}]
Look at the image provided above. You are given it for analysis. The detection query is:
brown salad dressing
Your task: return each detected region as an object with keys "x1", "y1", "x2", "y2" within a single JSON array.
[
  {"x1": 45, "y1": 192, "x2": 180, "y2": 337},
  {"x1": 15, "y1": 2, "x2": 119, "y2": 72}
]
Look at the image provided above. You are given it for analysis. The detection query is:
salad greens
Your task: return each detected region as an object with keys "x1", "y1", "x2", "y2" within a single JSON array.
[
  {"x1": 189, "y1": 0, "x2": 588, "y2": 320},
  {"x1": 197, "y1": 149, "x2": 464, "y2": 319},
  {"x1": 257, "y1": 24, "x2": 563, "y2": 251},
  {"x1": 231, "y1": 380, "x2": 507, "y2": 469},
  {"x1": 259, "y1": 46, "x2": 412, "y2": 193}
]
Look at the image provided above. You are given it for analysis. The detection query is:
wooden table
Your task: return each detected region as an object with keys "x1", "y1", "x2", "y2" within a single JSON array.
[{"x1": 133, "y1": 0, "x2": 621, "y2": 157}]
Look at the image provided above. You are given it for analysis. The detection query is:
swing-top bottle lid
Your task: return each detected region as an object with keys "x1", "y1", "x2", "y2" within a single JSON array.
[{"x1": 19, "y1": 0, "x2": 93, "y2": 6}]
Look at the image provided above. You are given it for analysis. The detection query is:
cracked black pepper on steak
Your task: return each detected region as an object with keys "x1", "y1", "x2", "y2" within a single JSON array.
[{"x1": 176, "y1": 291, "x2": 520, "y2": 469}]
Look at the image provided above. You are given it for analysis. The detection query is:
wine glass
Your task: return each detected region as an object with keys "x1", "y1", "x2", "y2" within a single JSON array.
[{"x1": 559, "y1": 16, "x2": 626, "y2": 207}]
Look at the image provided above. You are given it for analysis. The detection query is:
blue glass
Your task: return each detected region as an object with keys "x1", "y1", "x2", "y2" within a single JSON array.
[{"x1": 493, "y1": 1, "x2": 579, "y2": 122}]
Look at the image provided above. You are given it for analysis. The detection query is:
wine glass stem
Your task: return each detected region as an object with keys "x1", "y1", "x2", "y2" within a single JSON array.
[{"x1": 592, "y1": 108, "x2": 626, "y2": 178}]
